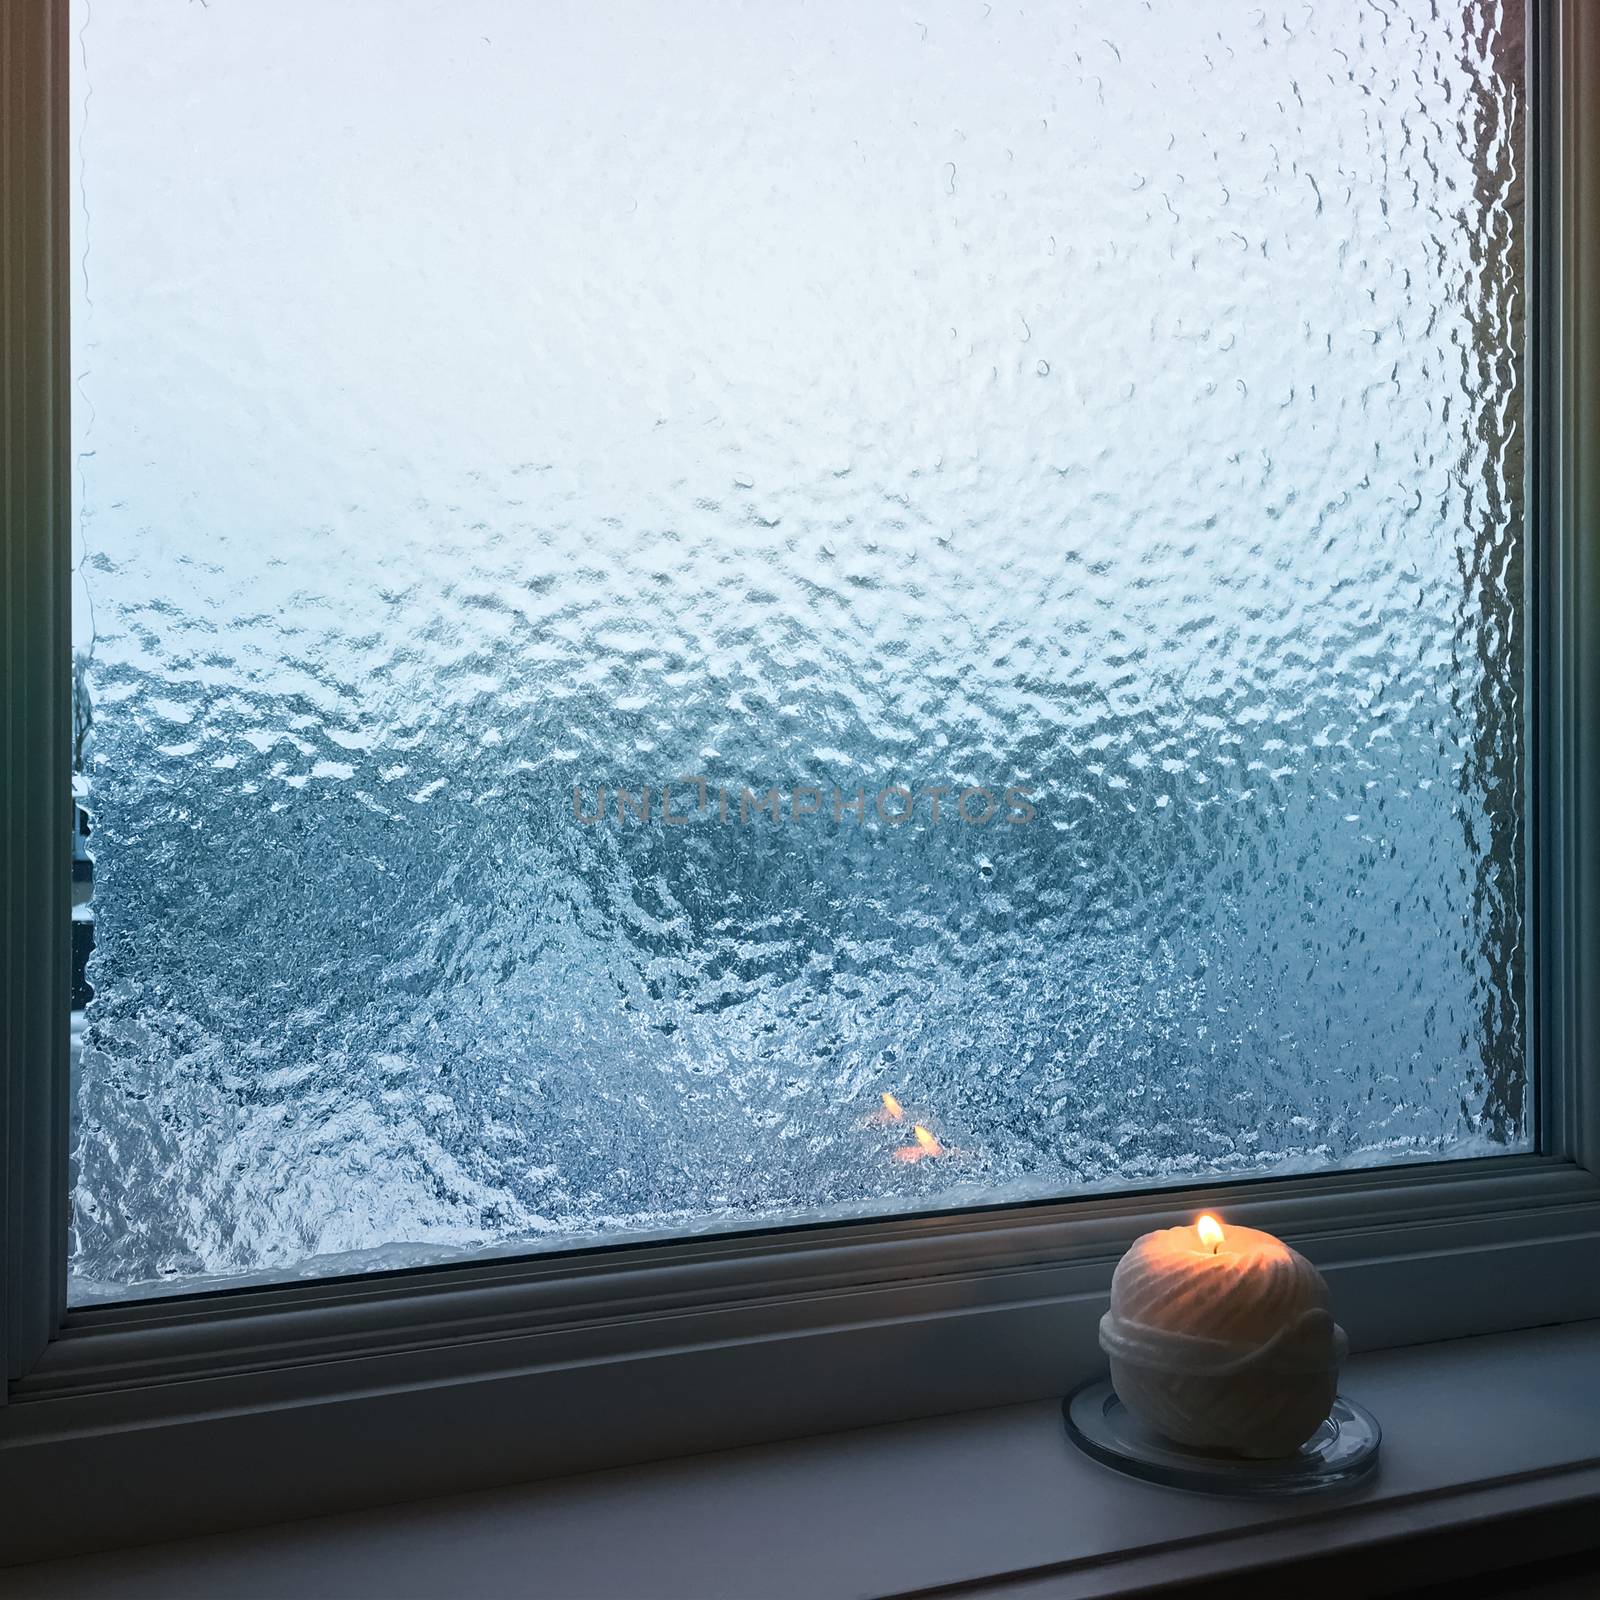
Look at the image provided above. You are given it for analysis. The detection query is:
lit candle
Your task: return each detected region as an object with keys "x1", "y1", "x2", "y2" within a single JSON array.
[{"x1": 1098, "y1": 1214, "x2": 1347, "y2": 1459}]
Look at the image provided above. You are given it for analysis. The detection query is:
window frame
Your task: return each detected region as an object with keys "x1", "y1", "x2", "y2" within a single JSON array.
[{"x1": 3, "y1": 0, "x2": 1598, "y2": 1565}]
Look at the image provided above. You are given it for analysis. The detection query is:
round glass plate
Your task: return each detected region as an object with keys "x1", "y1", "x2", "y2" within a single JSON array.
[{"x1": 1063, "y1": 1379, "x2": 1381, "y2": 1498}]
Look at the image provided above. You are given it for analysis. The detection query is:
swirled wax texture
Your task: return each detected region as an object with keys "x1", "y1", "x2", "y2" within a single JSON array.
[{"x1": 1100, "y1": 1224, "x2": 1347, "y2": 1458}]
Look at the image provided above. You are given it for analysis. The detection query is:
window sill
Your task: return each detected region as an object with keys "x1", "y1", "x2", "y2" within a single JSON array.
[{"x1": 9, "y1": 1320, "x2": 1600, "y2": 1598}]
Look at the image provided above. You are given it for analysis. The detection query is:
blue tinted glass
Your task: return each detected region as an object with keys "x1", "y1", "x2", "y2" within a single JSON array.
[{"x1": 70, "y1": 0, "x2": 1527, "y2": 1300}]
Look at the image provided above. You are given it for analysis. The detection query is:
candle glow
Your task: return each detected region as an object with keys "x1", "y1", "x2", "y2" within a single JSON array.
[
  {"x1": 893, "y1": 1124, "x2": 945, "y2": 1162},
  {"x1": 868, "y1": 1091, "x2": 906, "y2": 1126},
  {"x1": 1196, "y1": 1213, "x2": 1225, "y2": 1253}
]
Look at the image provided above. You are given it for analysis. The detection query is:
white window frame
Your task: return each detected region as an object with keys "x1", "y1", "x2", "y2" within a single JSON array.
[{"x1": 3, "y1": 0, "x2": 1597, "y2": 1565}]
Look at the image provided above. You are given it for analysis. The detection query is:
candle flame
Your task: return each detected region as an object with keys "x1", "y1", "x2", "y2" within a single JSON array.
[
  {"x1": 893, "y1": 1124, "x2": 945, "y2": 1163},
  {"x1": 869, "y1": 1091, "x2": 906, "y2": 1126},
  {"x1": 1197, "y1": 1213, "x2": 1225, "y2": 1253}
]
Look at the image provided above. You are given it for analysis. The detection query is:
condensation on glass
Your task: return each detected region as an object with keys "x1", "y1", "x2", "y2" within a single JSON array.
[{"x1": 68, "y1": 0, "x2": 1529, "y2": 1301}]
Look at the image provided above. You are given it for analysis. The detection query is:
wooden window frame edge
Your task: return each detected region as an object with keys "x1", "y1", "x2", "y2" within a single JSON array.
[{"x1": 4, "y1": 0, "x2": 1598, "y2": 1567}]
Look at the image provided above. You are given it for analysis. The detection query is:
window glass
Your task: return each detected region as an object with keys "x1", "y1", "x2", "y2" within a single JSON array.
[{"x1": 69, "y1": 0, "x2": 1528, "y2": 1300}]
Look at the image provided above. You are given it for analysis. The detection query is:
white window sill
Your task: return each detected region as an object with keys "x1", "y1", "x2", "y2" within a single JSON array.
[{"x1": 11, "y1": 1320, "x2": 1600, "y2": 1599}]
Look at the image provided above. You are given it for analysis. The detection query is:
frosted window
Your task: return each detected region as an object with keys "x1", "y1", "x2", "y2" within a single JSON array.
[{"x1": 69, "y1": 0, "x2": 1528, "y2": 1300}]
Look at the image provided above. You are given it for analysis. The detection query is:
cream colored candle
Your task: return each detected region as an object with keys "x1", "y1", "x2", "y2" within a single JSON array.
[{"x1": 1099, "y1": 1215, "x2": 1347, "y2": 1459}]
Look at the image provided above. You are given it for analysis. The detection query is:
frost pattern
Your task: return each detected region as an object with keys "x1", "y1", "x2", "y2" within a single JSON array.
[{"x1": 70, "y1": 0, "x2": 1526, "y2": 1300}]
